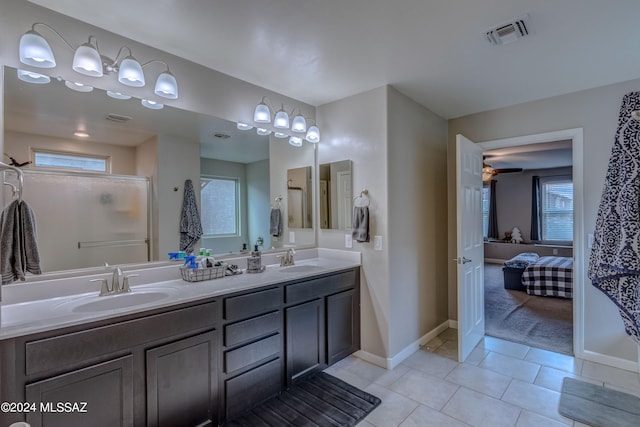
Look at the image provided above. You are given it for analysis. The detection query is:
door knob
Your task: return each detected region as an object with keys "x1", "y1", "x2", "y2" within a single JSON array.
[{"x1": 452, "y1": 256, "x2": 472, "y2": 264}]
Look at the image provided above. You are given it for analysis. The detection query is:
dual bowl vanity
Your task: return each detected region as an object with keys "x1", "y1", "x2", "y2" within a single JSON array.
[{"x1": 0, "y1": 248, "x2": 361, "y2": 427}]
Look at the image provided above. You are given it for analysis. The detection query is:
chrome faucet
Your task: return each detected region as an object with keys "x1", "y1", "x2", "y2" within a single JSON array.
[
  {"x1": 92, "y1": 264, "x2": 137, "y2": 296},
  {"x1": 279, "y1": 248, "x2": 296, "y2": 267}
]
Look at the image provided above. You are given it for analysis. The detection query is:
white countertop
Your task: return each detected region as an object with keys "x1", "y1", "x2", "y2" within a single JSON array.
[{"x1": 0, "y1": 248, "x2": 360, "y2": 340}]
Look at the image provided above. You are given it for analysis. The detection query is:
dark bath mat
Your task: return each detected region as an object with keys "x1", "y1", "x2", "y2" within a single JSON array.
[
  {"x1": 558, "y1": 377, "x2": 640, "y2": 427},
  {"x1": 226, "y1": 372, "x2": 381, "y2": 426}
]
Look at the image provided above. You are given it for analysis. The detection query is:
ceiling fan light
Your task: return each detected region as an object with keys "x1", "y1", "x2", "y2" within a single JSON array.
[
  {"x1": 274, "y1": 109, "x2": 290, "y2": 129},
  {"x1": 256, "y1": 128, "x2": 272, "y2": 136},
  {"x1": 237, "y1": 122, "x2": 253, "y2": 130},
  {"x1": 254, "y1": 102, "x2": 271, "y2": 123},
  {"x1": 141, "y1": 99, "x2": 164, "y2": 109},
  {"x1": 289, "y1": 136, "x2": 303, "y2": 147},
  {"x1": 274, "y1": 132, "x2": 288, "y2": 139},
  {"x1": 118, "y1": 56, "x2": 145, "y2": 87},
  {"x1": 154, "y1": 71, "x2": 178, "y2": 99},
  {"x1": 17, "y1": 69, "x2": 50, "y2": 84},
  {"x1": 305, "y1": 125, "x2": 320, "y2": 143},
  {"x1": 72, "y1": 42, "x2": 103, "y2": 77},
  {"x1": 19, "y1": 30, "x2": 56, "y2": 68},
  {"x1": 291, "y1": 115, "x2": 307, "y2": 133},
  {"x1": 64, "y1": 80, "x2": 93, "y2": 92}
]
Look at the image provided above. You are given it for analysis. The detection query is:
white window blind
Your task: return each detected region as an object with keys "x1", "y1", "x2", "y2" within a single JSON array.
[
  {"x1": 540, "y1": 176, "x2": 573, "y2": 242},
  {"x1": 200, "y1": 177, "x2": 239, "y2": 236},
  {"x1": 33, "y1": 150, "x2": 108, "y2": 172},
  {"x1": 482, "y1": 185, "x2": 490, "y2": 238}
]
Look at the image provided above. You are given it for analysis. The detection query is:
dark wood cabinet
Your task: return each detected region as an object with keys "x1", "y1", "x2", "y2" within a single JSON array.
[
  {"x1": 25, "y1": 355, "x2": 134, "y2": 427},
  {"x1": 286, "y1": 299, "x2": 324, "y2": 382},
  {"x1": 327, "y1": 289, "x2": 360, "y2": 365},
  {"x1": 146, "y1": 331, "x2": 218, "y2": 427}
]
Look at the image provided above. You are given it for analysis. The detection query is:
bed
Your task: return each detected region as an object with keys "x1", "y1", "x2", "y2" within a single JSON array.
[
  {"x1": 521, "y1": 256, "x2": 573, "y2": 298},
  {"x1": 502, "y1": 252, "x2": 540, "y2": 292}
]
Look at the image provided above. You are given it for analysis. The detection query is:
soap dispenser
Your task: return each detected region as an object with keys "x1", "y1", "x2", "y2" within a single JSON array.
[{"x1": 246, "y1": 245, "x2": 265, "y2": 273}]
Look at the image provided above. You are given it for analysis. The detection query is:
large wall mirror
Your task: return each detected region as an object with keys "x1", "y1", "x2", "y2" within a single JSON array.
[
  {"x1": 319, "y1": 160, "x2": 352, "y2": 230},
  {"x1": 2, "y1": 66, "x2": 315, "y2": 274},
  {"x1": 287, "y1": 166, "x2": 313, "y2": 229}
]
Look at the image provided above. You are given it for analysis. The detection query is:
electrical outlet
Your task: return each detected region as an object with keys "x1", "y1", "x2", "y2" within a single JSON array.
[
  {"x1": 345, "y1": 234, "x2": 353, "y2": 248},
  {"x1": 553, "y1": 248, "x2": 558, "y2": 255},
  {"x1": 374, "y1": 235, "x2": 383, "y2": 251},
  {"x1": 289, "y1": 231, "x2": 295, "y2": 243}
]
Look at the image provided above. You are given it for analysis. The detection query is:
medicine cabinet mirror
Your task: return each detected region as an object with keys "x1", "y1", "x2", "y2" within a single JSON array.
[
  {"x1": 319, "y1": 160, "x2": 352, "y2": 230},
  {"x1": 286, "y1": 166, "x2": 313, "y2": 229}
]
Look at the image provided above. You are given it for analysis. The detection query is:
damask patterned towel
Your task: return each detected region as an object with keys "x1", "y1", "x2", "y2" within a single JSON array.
[
  {"x1": 179, "y1": 179, "x2": 203, "y2": 255},
  {"x1": 589, "y1": 92, "x2": 640, "y2": 343}
]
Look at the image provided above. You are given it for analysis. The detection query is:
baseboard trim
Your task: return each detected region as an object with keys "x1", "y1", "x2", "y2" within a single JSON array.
[
  {"x1": 578, "y1": 349, "x2": 638, "y2": 373},
  {"x1": 354, "y1": 320, "x2": 452, "y2": 370}
]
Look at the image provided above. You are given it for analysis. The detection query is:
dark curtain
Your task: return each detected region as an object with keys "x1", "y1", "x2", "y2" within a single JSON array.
[
  {"x1": 530, "y1": 176, "x2": 541, "y2": 241},
  {"x1": 488, "y1": 179, "x2": 499, "y2": 239}
]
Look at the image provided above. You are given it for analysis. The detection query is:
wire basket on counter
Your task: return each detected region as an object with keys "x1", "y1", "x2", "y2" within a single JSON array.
[{"x1": 180, "y1": 263, "x2": 226, "y2": 282}]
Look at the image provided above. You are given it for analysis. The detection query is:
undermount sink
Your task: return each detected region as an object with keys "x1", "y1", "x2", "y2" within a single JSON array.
[
  {"x1": 56, "y1": 290, "x2": 174, "y2": 313},
  {"x1": 279, "y1": 265, "x2": 324, "y2": 273}
]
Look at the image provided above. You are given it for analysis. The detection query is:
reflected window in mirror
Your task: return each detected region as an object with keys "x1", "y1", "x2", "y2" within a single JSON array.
[
  {"x1": 200, "y1": 176, "x2": 240, "y2": 236},
  {"x1": 319, "y1": 160, "x2": 352, "y2": 230},
  {"x1": 33, "y1": 148, "x2": 110, "y2": 173}
]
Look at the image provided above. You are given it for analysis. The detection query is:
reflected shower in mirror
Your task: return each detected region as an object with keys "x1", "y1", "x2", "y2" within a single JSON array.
[
  {"x1": 319, "y1": 160, "x2": 352, "y2": 230},
  {"x1": 286, "y1": 166, "x2": 313, "y2": 229}
]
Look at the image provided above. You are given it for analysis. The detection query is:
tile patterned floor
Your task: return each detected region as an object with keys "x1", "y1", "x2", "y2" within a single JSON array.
[{"x1": 323, "y1": 329, "x2": 640, "y2": 427}]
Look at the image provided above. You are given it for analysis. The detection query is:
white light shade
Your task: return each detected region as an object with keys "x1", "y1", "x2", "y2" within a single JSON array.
[
  {"x1": 254, "y1": 102, "x2": 271, "y2": 123},
  {"x1": 305, "y1": 125, "x2": 320, "y2": 143},
  {"x1": 289, "y1": 136, "x2": 303, "y2": 147},
  {"x1": 17, "y1": 69, "x2": 50, "y2": 84},
  {"x1": 256, "y1": 128, "x2": 271, "y2": 136},
  {"x1": 106, "y1": 91, "x2": 131, "y2": 100},
  {"x1": 72, "y1": 43, "x2": 103, "y2": 77},
  {"x1": 274, "y1": 109, "x2": 290, "y2": 129},
  {"x1": 291, "y1": 115, "x2": 307, "y2": 133},
  {"x1": 274, "y1": 132, "x2": 288, "y2": 139},
  {"x1": 237, "y1": 122, "x2": 253, "y2": 130},
  {"x1": 65, "y1": 81, "x2": 93, "y2": 92},
  {"x1": 118, "y1": 56, "x2": 145, "y2": 87},
  {"x1": 141, "y1": 99, "x2": 164, "y2": 109},
  {"x1": 19, "y1": 30, "x2": 56, "y2": 68},
  {"x1": 154, "y1": 71, "x2": 178, "y2": 99}
]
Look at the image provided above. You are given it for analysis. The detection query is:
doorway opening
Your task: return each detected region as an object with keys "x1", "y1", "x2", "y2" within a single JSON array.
[{"x1": 477, "y1": 129, "x2": 583, "y2": 357}]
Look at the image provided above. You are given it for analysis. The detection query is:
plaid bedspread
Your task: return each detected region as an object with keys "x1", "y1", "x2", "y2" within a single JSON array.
[{"x1": 522, "y1": 256, "x2": 573, "y2": 298}]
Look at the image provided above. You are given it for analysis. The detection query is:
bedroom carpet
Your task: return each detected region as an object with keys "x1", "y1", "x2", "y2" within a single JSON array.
[
  {"x1": 225, "y1": 372, "x2": 381, "y2": 426},
  {"x1": 484, "y1": 263, "x2": 573, "y2": 355},
  {"x1": 559, "y1": 377, "x2": 640, "y2": 427}
]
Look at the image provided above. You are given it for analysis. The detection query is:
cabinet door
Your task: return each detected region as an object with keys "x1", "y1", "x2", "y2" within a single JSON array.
[
  {"x1": 25, "y1": 355, "x2": 134, "y2": 427},
  {"x1": 326, "y1": 289, "x2": 359, "y2": 365},
  {"x1": 286, "y1": 299, "x2": 324, "y2": 383},
  {"x1": 146, "y1": 330, "x2": 218, "y2": 427}
]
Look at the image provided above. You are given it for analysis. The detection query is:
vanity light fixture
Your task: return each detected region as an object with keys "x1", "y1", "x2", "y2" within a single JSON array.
[
  {"x1": 256, "y1": 128, "x2": 272, "y2": 136},
  {"x1": 237, "y1": 122, "x2": 254, "y2": 130},
  {"x1": 250, "y1": 97, "x2": 322, "y2": 144},
  {"x1": 65, "y1": 80, "x2": 93, "y2": 92},
  {"x1": 289, "y1": 136, "x2": 303, "y2": 147},
  {"x1": 17, "y1": 69, "x2": 50, "y2": 84},
  {"x1": 106, "y1": 91, "x2": 131, "y2": 100},
  {"x1": 141, "y1": 99, "x2": 163, "y2": 110},
  {"x1": 18, "y1": 23, "x2": 179, "y2": 100}
]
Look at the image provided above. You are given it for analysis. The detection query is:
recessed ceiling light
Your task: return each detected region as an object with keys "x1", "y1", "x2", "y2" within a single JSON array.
[
  {"x1": 141, "y1": 99, "x2": 164, "y2": 109},
  {"x1": 65, "y1": 80, "x2": 93, "y2": 92},
  {"x1": 74, "y1": 131, "x2": 90, "y2": 138},
  {"x1": 106, "y1": 91, "x2": 131, "y2": 100},
  {"x1": 237, "y1": 122, "x2": 253, "y2": 130}
]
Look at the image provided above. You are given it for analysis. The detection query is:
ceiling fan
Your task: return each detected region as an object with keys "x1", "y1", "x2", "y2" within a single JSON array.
[{"x1": 482, "y1": 156, "x2": 522, "y2": 181}]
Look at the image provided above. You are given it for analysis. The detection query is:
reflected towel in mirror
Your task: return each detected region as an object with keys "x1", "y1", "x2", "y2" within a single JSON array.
[
  {"x1": 179, "y1": 179, "x2": 202, "y2": 255},
  {"x1": 270, "y1": 208, "x2": 282, "y2": 237},
  {"x1": 1, "y1": 199, "x2": 41, "y2": 284},
  {"x1": 352, "y1": 206, "x2": 370, "y2": 243}
]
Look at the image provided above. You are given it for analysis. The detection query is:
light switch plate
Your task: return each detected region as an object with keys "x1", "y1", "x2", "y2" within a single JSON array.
[
  {"x1": 374, "y1": 235, "x2": 382, "y2": 251},
  {"x1": 345, "y1": 234, "x2": 353, "y2": 248},
  {"x1": 289, "y1": 231, "x2": 295, "y2": 243}
]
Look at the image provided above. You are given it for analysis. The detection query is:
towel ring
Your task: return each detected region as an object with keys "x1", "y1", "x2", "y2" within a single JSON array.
[{"x1": 353, "y1": 189, "x2": 370, "y2": 207}]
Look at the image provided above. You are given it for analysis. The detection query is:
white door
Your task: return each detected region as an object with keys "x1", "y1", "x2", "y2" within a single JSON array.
[
  {"x1": 456, "y1": 134, "x2": 485, "y2": 362},
  {"x1": 336, "y1": 171, "x2": 352, "y2": 230}
]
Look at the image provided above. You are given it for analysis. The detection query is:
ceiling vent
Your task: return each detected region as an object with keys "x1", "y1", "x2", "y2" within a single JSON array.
[
  {"x1": 105, "y1": 113, "x2": 132, "y2": 123},
  {"x1": 485, "y1": 14, "x2": 530, "y2": 45},
  {"x1": 212, "y1": 132, "x2": 231, "y2": 140}
]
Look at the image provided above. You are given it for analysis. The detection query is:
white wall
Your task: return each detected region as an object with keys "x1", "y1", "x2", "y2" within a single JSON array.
[
  {"x1": 246, "y1": 159, "x2": 270, "y2": 249},
  {"x1": 449, "y1": 77, "x2": 640, "y2": 366},
  {"x1": 136, "y1": 136, "x2": 158, "y2": 260}
]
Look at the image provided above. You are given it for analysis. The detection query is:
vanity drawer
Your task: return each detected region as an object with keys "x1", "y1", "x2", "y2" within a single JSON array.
[
  {"x1": 285, "y1": 269, "x2": 357, "y2": 304},
  {"x1": 224, "y1": 333, "x2": 281, "y2": 374},
  {"x1": 224, "y1": 311, "x2": 281, "y2": 347},
  {"x1": 224, "y1": 287, "x2": 281, "y2": 320},
  {"x1": 25, "y1": 301, "x2": 218, "y2": 376}
]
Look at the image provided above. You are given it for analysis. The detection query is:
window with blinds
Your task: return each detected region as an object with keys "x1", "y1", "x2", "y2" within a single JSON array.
[
  {"x1": 200, "y1": 176, "x2": 239, "y2": 236},
  {"x1": 482, "y1": 184, "x2": 490, "y2": 239},
  {"x1": 540, "y1": 176, "x2": 573, "y2": 242}
]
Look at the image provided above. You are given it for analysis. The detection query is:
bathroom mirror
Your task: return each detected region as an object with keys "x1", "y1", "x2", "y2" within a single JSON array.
[
  {"x1": 319, "y1": 160, "x2": 352, "y2": 230},
  {"x1": 2, "y1": 66, "x2": 315, "y2": 274},
  {"x1": 286, "y1": 166, "x2": 313, "y2": 229}
]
